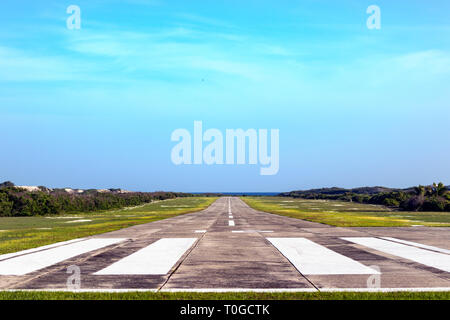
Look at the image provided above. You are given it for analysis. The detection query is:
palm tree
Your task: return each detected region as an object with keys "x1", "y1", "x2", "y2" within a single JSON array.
[
  {"x1": 433, "y1": 182, "x2": 447, "y2": 197},
  {"x1": 414, "y1": 185, "x2": 425, "y2": 196}
]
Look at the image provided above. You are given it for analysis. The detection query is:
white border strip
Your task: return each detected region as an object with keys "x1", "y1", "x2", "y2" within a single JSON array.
[
  {"x1": 319, "y1": 287, "x2": 450, "y2": 293},
  {"x1": 161, "y1": 288, "x2": 318, "y2": 293},
  {"x1": 2, "y1": 289, "x2": 158, "y2": 293},
  {"x1": 2, "y1": 288, "x2": 449, "y2": 293}
]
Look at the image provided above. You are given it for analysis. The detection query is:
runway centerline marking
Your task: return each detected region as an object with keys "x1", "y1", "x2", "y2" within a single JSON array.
[
  {"x1": 268, "y1": 238, "x2": 380, "y2": 275},
  {"x1": 94, "y1": 238, "x2": 197, "y2": 275},
  {"x1": 342, "y1": 237, "x2": 450, "y2": 272},
  {"x1": 0, "y1": 238, "x2": 126, "y2": 275}
]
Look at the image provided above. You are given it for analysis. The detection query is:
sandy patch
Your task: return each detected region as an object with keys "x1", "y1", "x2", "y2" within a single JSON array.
[
  {"x1": 46, "y1": 217, "x2": 85, "y2": 219},
  {"x1": 160, "y1": 205, "x2": 191, "y2": 208},
  {"x1": 65, "y1": 219, "x2": 92, "y2": 223}
]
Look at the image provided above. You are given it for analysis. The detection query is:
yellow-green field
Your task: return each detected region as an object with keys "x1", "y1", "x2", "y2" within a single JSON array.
[
  {"x1": 0, "y1": 197, "x2": 217, "y2": 255},
  {"x1": 241, "y1": 197, "x2": 450, "y2": 227}
]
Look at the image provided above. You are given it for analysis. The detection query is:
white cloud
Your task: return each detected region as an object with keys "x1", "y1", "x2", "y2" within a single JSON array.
[
  {"x1": 0, "y1": 47, "x2": 75, "y2": 82},
  {"x1": 393, "y1": 50, "x2": 450, "y2": 74}
]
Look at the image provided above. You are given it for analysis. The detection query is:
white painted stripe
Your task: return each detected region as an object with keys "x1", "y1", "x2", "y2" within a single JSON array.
[
  {"x1": 161, "y1": 287, "x2": 449, "y2": 293},
  {"x1": 95, "y1": 238, "x2": 197, "y2": 275},
  {"x1": 0, "y1": 238, "x2": 125, "y2": 275},
  {"x1": 319, "y1": 287, "x2": 450, "y2": 293},
  {"x1": 4, "y1": 287, "x2": 450, "y2": 293},
  {"x1": 380, "y1": 237, "x2": 450, "y2": 255},
  {"x1": 228, "y1": 220, "x2": 235, "y2": 226},
  {"x1": 342, "y1": 237, "x2": 450, "y2": 272},
  {"x1": 4, "y1": 289, "x2": 159, "y2": 293},
  {"x1": 231, "y1": 231, "x2": 244, "y2": 233},
  {"x1": 229, "y1": 216, "x2": 233, "y2": 219},
  {"x1": 0, "y1": 238, "x2": 86, "y2": 262},
  {"x1": 195, "y1": 230, "x2": 207, "y2": 233},
  {"x1": 3, "y1": 287, "x2": 450, "y2": 293},
  {"x1": 161, "y1": 288, "x2": 319, "y2": 293},
  {"x1": 268, "y1": 238, "x2": 379, "y2": 275}
]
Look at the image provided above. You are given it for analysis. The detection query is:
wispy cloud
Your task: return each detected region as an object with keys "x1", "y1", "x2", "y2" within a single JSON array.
[
  {"x1": 0, "y1": 46, "x2": 77, "y2": 82},
  {"x1": 63, "y1": 27, "x2": 275, "y2": 81},
  {"x1": 174, "y1": 12, "x2": 237, "y2": 30}
]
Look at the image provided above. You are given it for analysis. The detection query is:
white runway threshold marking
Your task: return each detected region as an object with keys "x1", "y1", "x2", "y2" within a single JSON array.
[
  {"x1": 0, "y1": 238, "x2": 86, "y2": 262},
  {"x1": 95, "y1": 238, "x2": 197, "y2": 275},
  {"x1": 380, "y1": 237, "x2": 450, "y2": 255},
  {"x1": 0, "y1": 238, "x2": 125, "y2": 275},
  {"x1": 342, "y1": 237, "x2": 450, "y2": 272},
  {"x1": 268, "y1": 238, "x2": 379, "y2": 275}
]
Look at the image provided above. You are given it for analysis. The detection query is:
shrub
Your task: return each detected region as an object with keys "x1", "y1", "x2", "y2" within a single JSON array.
[
  {"x1": 422, "y1": 197, "x2": 446, "y2": 212},
  {"x1": 0, "y1": 187, "x2": 190, "y2": 217},
  {"x1": 383, "y1": 198, "x2": 399, "y2": 207},
  {"x1": 401, "y1": 195, "x2": 425, "y2": 211}
]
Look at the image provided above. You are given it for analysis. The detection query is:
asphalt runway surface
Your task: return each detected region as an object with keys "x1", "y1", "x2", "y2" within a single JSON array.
[{"x1": 1, "y1": 197, "x2": 449, "y2": 292}]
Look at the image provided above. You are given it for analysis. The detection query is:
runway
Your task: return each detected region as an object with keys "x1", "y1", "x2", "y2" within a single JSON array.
[{"x1": 0, "y1": 197, "x2": 449, "y2": 291}]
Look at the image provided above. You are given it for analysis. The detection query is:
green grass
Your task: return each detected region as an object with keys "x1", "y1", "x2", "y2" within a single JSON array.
[
  {"x1": 241, "y1": 197, "x2": 450, "y2": 227},
  {"x1": 0, "y1": 197, "x2": 217, "y2": 255},
  {"x1": 0, "y1": 291, "x2": 448, "y2": 300}
]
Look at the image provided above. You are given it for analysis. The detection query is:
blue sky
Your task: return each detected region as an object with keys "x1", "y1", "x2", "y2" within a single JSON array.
[{"x1": 1, "y1": 0, "x2": 449, "y2": 192}]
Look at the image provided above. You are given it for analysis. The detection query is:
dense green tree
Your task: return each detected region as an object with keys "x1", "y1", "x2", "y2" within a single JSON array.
[
  {"x1": 279, "y1": 182, "x2": 449, "y2": 212},
  {"x1": 0, "y1": 185, "x2": 192, "y2": 217}
]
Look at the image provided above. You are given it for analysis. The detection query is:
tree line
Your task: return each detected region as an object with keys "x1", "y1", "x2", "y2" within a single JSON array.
[
  {"x1": 0, "y1": 181, "x2": 194, "y2": 217},
  {"x1": 280, "y1": 182, "x2": 450, "y2": 212}
]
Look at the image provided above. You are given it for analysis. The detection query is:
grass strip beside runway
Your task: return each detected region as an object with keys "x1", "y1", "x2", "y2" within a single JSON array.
[
  {"x1": 0, "y1": 197, "x2": 217, "y2": 255},
  {"x1": 0, "y1": 291, "x2": 449, "y2": 300},
  {"x1": 242, "y1": 197, "x2": 450, "y2": 227}
]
